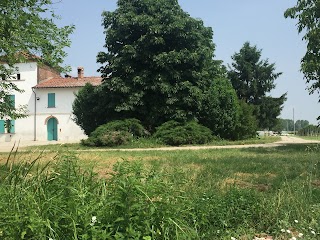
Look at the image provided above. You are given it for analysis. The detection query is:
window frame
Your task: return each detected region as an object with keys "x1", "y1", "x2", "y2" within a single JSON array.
[{"x1": 48, "y1": 93, "x2": 56, "y2": 108}]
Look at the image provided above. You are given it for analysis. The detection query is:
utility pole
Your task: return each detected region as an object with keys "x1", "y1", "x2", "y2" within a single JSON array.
[{"x1": 293, "y1": 108, "x2": 295, "y2": 135}]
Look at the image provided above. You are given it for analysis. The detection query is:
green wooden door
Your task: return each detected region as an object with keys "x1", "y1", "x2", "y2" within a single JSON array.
[{"x1": 47, "y1": 118, "x2": 58, "y2": 141}]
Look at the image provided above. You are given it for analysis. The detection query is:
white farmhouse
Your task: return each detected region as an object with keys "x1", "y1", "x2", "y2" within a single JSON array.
[{"x1": 0, "y1": 60, "x2": 101, "y2": 142}]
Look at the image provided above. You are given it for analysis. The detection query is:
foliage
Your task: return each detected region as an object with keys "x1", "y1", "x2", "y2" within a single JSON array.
[
  {"x1": 285, "y1": 0, "x2": 320, "y2": 118},
  {"x1": 256, "y1": 95, "x2": 287, "y2": 130},
  {"x1": 153, "y1": 120, "x2": 213, "y2": 146},
  {"x1": 0, "y1": 155, "x2": 196, "y2": 239},
  {"x1": 73, "y1": 83, "x2": 106, "y2": 135},
  {"x1": 298, "y1": 124, "x2": 320, "y2": 136},
  {"x1": 228, "y1": 42, "x2": 287, "y2": 129},
  {"x1": 0, "y1": 82, "x2": 26, "y2": 119},
  {"x1": 82, "y1": 118, "x2": 147, "y2": 147},
  {"x1": 233, "y1": 101, "x2": 258, "y2": 140},
  {"x1": 295, "y1": 119, "x2": 310, "y2": 131},
  {"x1": 88, "y1": 0, "x2": 224, "y2": 130},
  {"x1": 0, "y1": 0, "x2": 74, "y2": 119},
  {"x1": 273, "y1": 118, "x2": 310, "y2": 132},
  {"x1": 275, "y1": 118, "x2": 295, "y2": 132},
  {"x1": 199, "y1": 78, "x2": 240, "y2": 139},
  {"x1": 82, "y1": 130, "x2": 133, "y2": 147}
]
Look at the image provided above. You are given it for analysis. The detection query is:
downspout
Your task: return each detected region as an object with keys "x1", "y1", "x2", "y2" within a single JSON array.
[{"x1": 32, "y1": 87, "x2": 37, "y2": 141}]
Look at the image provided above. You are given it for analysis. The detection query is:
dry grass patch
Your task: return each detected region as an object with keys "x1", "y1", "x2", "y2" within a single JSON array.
[
  {"x1": 234, "y1": 172, "x2": 277, "y2": 180},
  {"x1": 220, "y1": 172, "x2": 276, "y2": 192},
  {"x1": 221, "y1": 178, "x2": 270, "y2": 192}
]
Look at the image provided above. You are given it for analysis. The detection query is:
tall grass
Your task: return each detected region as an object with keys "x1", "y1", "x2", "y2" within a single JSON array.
[{"x1": 0, "y1": 144, "x2": 319, "y2": 239}]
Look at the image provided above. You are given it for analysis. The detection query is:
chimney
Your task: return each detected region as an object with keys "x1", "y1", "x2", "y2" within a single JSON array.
[{"x1": 77, "y1": 67, "x2": 84, "y2": 78}]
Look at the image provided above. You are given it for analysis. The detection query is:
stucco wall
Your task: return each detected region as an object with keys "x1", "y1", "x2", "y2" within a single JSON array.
[
  {"x1": 0, "y1": 62, "x2": 88, "y2": 143},
  {"x1": 33, "y1": 87, "x2": 87, "y2": 141}
]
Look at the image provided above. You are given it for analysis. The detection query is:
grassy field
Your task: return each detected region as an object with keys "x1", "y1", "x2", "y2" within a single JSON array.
[
  {"x1": 0, "y1": 142, "x2": 319, "y2": 239},
  {"x1": 297, "y1": 135, "x2": 320, "y2": 141}
]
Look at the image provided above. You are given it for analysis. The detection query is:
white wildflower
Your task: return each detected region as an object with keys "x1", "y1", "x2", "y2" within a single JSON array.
[
  {"x1": 298, "y1": 233, "x2": 303, "y2": 237},
  {"x1": 311, "y1": 230, "x2": 316, "y2": 235},
  {"x1": 286, "y1": 229, "x2": 291, "y2": 234},
  {"x1": 289, "y1": 237, "x2": 296, "y2": 240},
  {"x1": 90, "y1": 216, "x2": 97, "y2": 226},
  {"x1": 231, "y1": 237, "x2": 237, "y2": 240},
  {"x1": 294, "y1": 220, "x2": 299, "y2": 223},
  {"x1": 281, "y1": 229, "x2": 286, "y2": 233}
]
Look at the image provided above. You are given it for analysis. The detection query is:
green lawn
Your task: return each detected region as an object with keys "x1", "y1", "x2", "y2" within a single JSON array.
[{"x1": 0, "y1": 143, "x2": 319, "y2": 239}]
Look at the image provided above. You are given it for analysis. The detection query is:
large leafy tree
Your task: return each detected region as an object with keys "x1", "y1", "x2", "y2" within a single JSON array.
[
  {"x1": 0, "y1": 0, "x2": 74, "y2": 119},
  {"x1": 285, "y1": 0, "x2": 320, "y2": 119},
  {"x1": 95, "y1": 0, "x2": 221, "y2": 130},
  {"x1": 228, "y1": 42, "x2": 287, "y2": 129}
]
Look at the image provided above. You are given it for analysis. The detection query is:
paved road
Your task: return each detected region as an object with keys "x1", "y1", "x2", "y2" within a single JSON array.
[{"x1": 0, "y1": 136, "x2": 319, "y2": 153}]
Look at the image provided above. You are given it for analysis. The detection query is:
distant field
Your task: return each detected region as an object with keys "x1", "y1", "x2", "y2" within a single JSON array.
[{"x1": 0, "y1": 142, "x2": 319, "y2": 239}]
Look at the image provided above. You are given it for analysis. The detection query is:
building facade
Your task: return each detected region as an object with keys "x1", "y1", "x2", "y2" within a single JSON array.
[{"x1": 0, "y1": 61, "x2": 101, "y2": 142}]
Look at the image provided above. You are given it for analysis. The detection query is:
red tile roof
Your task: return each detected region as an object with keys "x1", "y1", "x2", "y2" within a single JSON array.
[{"x1": 34, "y1": 77, "x2": 102, "y2": 88}]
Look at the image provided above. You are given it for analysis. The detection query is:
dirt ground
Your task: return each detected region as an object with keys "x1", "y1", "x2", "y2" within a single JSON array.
[{"x1": 0, "y1": 136, "x2": 319, "y2": 153}]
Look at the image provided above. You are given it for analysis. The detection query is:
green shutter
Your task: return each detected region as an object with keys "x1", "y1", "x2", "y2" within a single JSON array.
[
  {"x1": 10, "y1": 120, "x2": 15, "y2": 133},
  {"x1": 0, "y1": 120, "x2": 5, "y2": 133},
  {"x1": 48, "y1": 93, "x2": 55, "y2": 108},
  {"x1": 9, "y1": 95, "x2": 15, "y2": 107}
]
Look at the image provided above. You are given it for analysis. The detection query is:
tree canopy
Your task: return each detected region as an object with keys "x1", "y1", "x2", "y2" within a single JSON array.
[
  {"x1": 228, "y1": 42, "x2": 287, "y2": 129},
  {"x1": 0, "y1": 0, "x2": 74, "y2": 119},
  {"x1": 96, "y1": 0, "x2": 222, "y2": 128},
  {"x1": 284, "y1": 0, "x2": 320, "y2": 119},
  {"x1": 74, "y1": 0, "x2": 239, "y2": 135}
]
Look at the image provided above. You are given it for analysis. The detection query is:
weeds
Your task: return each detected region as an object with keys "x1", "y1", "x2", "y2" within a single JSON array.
[{"x1": 0, "y1": 144, "x2": 319, "y2": 239}]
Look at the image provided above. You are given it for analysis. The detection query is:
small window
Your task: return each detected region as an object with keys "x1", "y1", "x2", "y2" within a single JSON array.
[
  {"x1": 0, "y1": 120, "x2": 5, "y2": 133},
  {"x1": 17, "y1": 73, "x2": 21, "y2": 80},
  {"x1": 48, "y1": 93, "x2": 55, "y2": 108}
]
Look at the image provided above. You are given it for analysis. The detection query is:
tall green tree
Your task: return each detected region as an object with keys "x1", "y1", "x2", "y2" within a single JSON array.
[
  {"x1": 285, "y1": 0, "x2": 320, "y2": 120},
  {"x1": 0, "y1": 0, "x2": 74, "y2": 119},
  {"x1": 295, "y1": 119, "x2": 310, "y2": 131},
  {"x1": 95, "y1": 0, "x2": 221, "y2": 130},
  {"x1": 278, "y1": 118, "x2": 294, "y2": 131},
  {"x1": 199, "y1": 77, "x2": 240, "y2": 139},
  {"x1": 228, "y1": 42, "x2": 287, "y2": 129},
  {"x1": 256, "y1": 95, "x2": 287, "y2": 130}
]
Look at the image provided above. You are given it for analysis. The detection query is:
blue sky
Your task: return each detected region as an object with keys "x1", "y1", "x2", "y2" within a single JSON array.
[{"x1": 52, "y1": 0, "x2": 319, "y2": 124}]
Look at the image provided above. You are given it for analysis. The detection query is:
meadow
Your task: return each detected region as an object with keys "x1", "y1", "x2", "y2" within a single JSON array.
[{"x1": 0, "y1": 142, "x2": 319, "y2": 239}]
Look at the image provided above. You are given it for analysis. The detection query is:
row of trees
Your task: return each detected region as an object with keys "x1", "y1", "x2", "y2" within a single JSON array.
[
  {"x1": 73, "y1": 0, "x2": 286, "y2": 140},
  {"x1": 273, "y1": 119, "x2": 310, "y2": 132}
]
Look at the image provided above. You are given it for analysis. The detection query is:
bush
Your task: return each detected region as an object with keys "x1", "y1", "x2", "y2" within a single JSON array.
[
  {"x1": 82, "y1": 119, "x2": 147, "y2": 147},
  {"x1": 199, "y1": 78, "x2": 240, "y2": 140},
  {"x1": 153, "y1": 120, "x2": 213, "y2": 146}
]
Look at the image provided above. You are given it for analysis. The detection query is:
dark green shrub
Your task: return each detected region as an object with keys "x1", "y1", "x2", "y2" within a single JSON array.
[
  {"x1": 153, "y1": 120, "x2": 213, "y2": 146},
  {"x1": 90, "y1": 118, "x2": 147, "y2": 138},
  {"x1": 82, "y1": 119, "x2": 147, "y2": 147}
]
